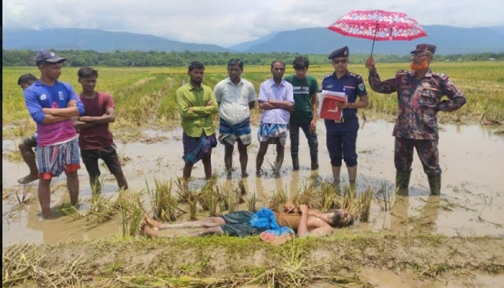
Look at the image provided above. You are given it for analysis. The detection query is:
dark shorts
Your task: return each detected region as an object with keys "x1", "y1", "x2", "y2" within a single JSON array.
[
  {"x1": 23, "y1": 133, "x2": 37, "y2": 148},
  {"x1": 220, "y1": 211, "x2": 264, "y2": 237},
  {"x1": 80, "y1": 145, "x2": 123, "y2": 178}
]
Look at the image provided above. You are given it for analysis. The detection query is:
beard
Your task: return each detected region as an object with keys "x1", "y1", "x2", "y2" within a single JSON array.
[
  {"x1": 410, "y1": 60, "x2": 429, "y2": 71},
  {"x1": 191, "y1": 78, "x2": 202, "y2": 85}
]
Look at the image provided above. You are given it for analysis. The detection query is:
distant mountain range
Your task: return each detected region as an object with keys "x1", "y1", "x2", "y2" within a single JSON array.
[
  {"x1": 3, "y1": 26, "x2": 504, "y2": 55},
  {"x1": 2, "y1": 28, "x2": 231, "y2": 53}
]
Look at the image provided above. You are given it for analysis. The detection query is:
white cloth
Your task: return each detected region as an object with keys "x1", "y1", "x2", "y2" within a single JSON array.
[{"x1": 214, "y1": 78, "x2": 256, "y2": 125}]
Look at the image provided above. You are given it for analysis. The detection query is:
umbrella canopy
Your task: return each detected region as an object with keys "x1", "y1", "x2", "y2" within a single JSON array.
[{"x1": 328, "y1": 9, "x2": 427, "y2": 55}]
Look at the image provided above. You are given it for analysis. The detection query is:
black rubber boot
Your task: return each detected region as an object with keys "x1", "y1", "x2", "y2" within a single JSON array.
[
  {"x1": 310, "y1": 152, "x2": 318, "y2": 170},
  {"x1": 395, "y1": 170, "x2": 411, "y2": 189},
  {"x1": 292, "y1": 155, "x2": 300, "y2": 171},
  {"x1": 427, "y1": 173, "x2": 441, "y2": 195}
]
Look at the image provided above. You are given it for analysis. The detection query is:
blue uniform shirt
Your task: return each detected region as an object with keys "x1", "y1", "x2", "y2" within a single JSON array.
[{"x1": 321, "y1": 71, "x2": 367, "y2": 132}]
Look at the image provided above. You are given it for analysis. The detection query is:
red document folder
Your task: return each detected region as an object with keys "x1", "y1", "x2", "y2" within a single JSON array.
[{"x1": 320, "y1": 94, "x2": 347, "y2": 120}]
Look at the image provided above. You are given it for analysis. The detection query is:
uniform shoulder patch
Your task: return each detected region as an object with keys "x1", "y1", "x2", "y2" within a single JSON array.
[
  {"x1": 432, "y1": 72, "x2": 448, "y2": 79},
  {"x1": 358, "y1": 83, "x2": 365, "y2": 91},
  {"x1": 347, "y1": 72, "x2": 362, "y2": 79}
]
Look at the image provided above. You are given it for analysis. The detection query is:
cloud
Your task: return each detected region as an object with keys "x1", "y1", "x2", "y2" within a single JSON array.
[{"x1": 3, "y1": 0, "x2": 503, "y2": 46}]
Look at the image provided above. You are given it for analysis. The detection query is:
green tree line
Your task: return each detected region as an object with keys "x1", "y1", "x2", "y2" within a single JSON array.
[{"x1": 3, "y1": 49, "x2": 503, "y2": 67}]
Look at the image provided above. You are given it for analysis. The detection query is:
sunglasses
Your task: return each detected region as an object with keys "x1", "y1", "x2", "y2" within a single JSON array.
[{"x1": 332, "y1": 59, "x2": 348, "y2": 64}]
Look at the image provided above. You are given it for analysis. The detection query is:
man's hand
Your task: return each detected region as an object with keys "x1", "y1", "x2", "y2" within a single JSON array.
[
  {"x1": 365, "y1": 56, "x2": 375, "y2": 72},
  {"x1": 79, "y1": 116, "x2": 91, "y2": 122},
  {"x1": 285, "y1": 106, "x2": 295, "y2": 113},
  {"x1": 67, "y1": 99, "x2": 76, "y2": 108},
  {"x1": 283, "y1": 202, "x2": 296, "y2": 213},
  {"x1": 206, "y1": 100, "x2": 213, "y2": 106},
  {"x1": 310, "y1": 118, "x2": 317, "y2": 131},
  {"x1": 299, "y1": 204, "x2": 309, "y2": 214},
  {"x1": 336, "y1": 102, "x2": 349, "y2": 109}
]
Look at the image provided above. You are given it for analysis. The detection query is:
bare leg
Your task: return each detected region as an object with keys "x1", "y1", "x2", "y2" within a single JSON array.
[
  {"x1": 114, "y1": 172, "x2": 129, "y2": 190},
  {"x1": 140, "y1": 222, "x2": 224, "y2": 238},
  {"x1": 183, "y1": 163, "x2": 194, "y2": 180},
  {"x1": 202, "y1": 151, "x2": 213, "y2": 180},
  {"x1": 256, "y1": 141, "x2": 269, "y2": 176},
  {"x1": 144, "y1": 214, "x2": 225, "y2": 230},
  {"x1": 66, "y1": 171, "x2": 79, "y2": 206},
  {"x1": 274, "y1": 143, "x2": 285, "y2": 174},
  {"x1": 188, "y1": 226, "x2": 224, "y2": 237},
  {"x1": 38, "y1": 178, "x2": 52, "y2": 218},
  {"x1": 237, "y1": 139, "x2": 249, "y2": 178},
  {"x1": 224, "y1": 144, "x2": 234, "y2": 178},
  {"x1": 18, "y1": 143, "x2": 39, "y2": 184}
]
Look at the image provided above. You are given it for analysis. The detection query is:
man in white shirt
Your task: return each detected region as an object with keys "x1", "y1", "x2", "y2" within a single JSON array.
[{"x1": 214, "y1": 59, "x2": 256, "y2": 178}]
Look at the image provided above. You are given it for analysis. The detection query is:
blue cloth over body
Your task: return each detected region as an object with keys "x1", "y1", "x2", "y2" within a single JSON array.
[{"x1": 250, "y1": 207, "x2": 295, "y2": 236}]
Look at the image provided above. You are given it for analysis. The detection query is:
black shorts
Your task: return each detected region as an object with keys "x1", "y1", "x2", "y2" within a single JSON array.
[
  {"x1": 80, "y1": 145, "x2": 123, "y2": 178},
  {"x1": 23, "y1": 133, "x2": 37, "y2": 148},
  {"x1": 220, "y1": 211, "x2": 264, "y2": 237}
]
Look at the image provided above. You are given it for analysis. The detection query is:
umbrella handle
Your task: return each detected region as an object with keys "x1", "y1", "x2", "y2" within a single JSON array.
[{"x1": 371, "y1": 23, "x2": 378, "y2": 57}]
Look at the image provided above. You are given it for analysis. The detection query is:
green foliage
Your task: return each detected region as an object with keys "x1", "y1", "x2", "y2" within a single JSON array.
[{"x1": 3, "y1": 49, "x2": 504, "y2": 67}]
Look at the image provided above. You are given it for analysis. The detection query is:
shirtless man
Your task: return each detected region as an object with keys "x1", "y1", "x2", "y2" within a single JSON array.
[{"x1": 140, "y1": 202, "x2": 353, "y2": 239}]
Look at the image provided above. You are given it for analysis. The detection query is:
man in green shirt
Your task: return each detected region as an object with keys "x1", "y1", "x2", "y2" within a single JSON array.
[
  {"x1": 284, "y1": 56, "x2": 319, "y2": 171},
  {"x1": 176, "y1": 61, "x2": 218, "y2": 181}
]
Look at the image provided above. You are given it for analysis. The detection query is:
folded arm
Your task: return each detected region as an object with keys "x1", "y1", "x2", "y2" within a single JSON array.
[
  {"x1": 80, "y1": 108, "x2": 115, "y2": 124},
  {"x1": 72, "y1": 117, "x2": 97, "y2": 130}
]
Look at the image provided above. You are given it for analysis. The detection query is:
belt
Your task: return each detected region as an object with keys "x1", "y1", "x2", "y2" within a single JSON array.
[{"x1": 333, "y1": 116, "x2": 356, "y2": 123}]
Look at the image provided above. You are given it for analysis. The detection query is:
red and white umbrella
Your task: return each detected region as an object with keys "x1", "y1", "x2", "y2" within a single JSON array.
[{"x1": 328, "y1": 10, "x2": 427, "y2": 55}]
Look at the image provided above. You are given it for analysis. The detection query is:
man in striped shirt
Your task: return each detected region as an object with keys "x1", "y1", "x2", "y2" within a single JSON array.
[{"x1": 23, "y1": 49, "x2": 85, "y2": 218}]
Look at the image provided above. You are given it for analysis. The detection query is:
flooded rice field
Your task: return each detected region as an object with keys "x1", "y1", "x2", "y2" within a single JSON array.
[
  {"x1": 3, "y1": 118, "x2": 504, "y2": 247},
  {"x1": 3, "y1": 118, "x2": 504, "y2": 287}
]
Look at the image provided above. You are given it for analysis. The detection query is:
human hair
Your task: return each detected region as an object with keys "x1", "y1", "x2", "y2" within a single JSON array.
[
  {"x1": 270, "y1": 60, "x2": 286, "y2": 69},
  {"x1": 293, "y1": 56, "x2": 310, "y2": 70},
  {"x1": 227, "y1": 58, "x2": 244, "y2": 69},
  {"x1": 17, "y1": 74, "x2": 37, "y2": 85},
  {"x1": 77, "y1": 67, "x2": 98, "y2": 79},
  {"x1": 327, "y1": 210, "x2": 354, "y2": 228},
  {"x1": 188, "y1": 61, "x2": 205, "y2": 71}
]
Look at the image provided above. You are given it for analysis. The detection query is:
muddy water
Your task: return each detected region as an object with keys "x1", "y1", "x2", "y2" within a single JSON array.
[{"x1": 3, "y1": 119, "x2": 504, "y2": 248}]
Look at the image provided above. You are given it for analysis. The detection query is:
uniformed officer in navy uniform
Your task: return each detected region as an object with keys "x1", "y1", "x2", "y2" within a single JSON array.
[{"x1": 321, "y1": 46, "x2": 369, "y2": 188}]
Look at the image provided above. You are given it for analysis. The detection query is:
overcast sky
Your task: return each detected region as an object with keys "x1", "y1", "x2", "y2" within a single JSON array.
[{"x1": 3, "y1": 0, "x2": 503, "y2": 47}]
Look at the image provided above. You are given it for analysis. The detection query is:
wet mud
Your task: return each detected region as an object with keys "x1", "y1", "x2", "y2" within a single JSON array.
[{"x1": 3, "y1": 119, "x2": 504, "y2": 287}]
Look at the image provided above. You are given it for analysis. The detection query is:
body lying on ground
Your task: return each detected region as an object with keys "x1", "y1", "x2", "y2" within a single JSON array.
[{"x1": 140, "y1": 203, "x2": 353, "y2": 244}]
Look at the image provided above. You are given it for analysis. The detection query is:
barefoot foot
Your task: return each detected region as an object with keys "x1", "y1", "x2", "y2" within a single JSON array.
[{"x1": 18, "y1": 174, "x2": 39, "y2": 184}]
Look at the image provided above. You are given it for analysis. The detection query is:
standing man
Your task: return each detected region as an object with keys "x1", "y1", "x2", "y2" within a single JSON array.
[
  {"x1": 17, "y1": 74, "x2": 39, "y2": 184},
  {"x1": 256, "y1": 60, "x2": 294, "y2": 176},
  {"x1": 365, "y1": 44, "x2": 466, "y2": 195},
  {"x1": 23, "y1": 49, "x2": 85, "y2": 218},
  {"x1": 284, "y1": 56, "x2": 319, "y2": 171},
  {"x1": 322, "y1": 46, "x2": 368, "y2": 187},
  {"x1": 72, "y1": 67, "x2": 128, "y2": 193},
  {"x1": 176, "y1": 61, "x2": 218, "y2": 182},
  {"x1": 214, "y1": 59, "x2": 256, "y2": 179}
]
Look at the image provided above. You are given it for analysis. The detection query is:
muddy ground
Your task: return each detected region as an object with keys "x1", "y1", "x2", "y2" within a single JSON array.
[{"x1": 3, "y1": 117, "x2": 504, "y2": 287}]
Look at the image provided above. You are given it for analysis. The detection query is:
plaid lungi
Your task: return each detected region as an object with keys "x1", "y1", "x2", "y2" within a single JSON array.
[
  {"x1": 182, "y1": 133, "x2": 217, "y2": 165},
  {"x1": 36, "y1": 137, "x2": 80, "y2": 179},
  {"x1": 257, "y1": 123, "x2": 288, "y2": 146},
  {"x1": 218, "y1": 117, "x2": 252, "y2": 146}
]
